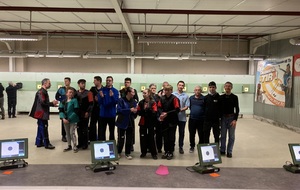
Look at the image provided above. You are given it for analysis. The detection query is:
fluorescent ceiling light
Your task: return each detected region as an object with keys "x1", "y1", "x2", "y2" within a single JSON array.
[
  {"x1": 26, "y1": 52, "x2": 44, "y2": 58},
  {"x1": 0, "y1": 53, "x2": 26, "y2": 58},
  {"x1": 45, "y1": 53, "x2": 81, "y2": 58},
  {"x1": 0, "y1": 35, "x2": 43, "y2": 41},
  {"x1": 289, "y1": 38, "x2": 300, "y2": 45},
  {"x1": 138, "y1": 36, "x2": 197, "y2": 45},
  {"x1": 83, "y1": 54, "x2": 127, "y2": 59}
]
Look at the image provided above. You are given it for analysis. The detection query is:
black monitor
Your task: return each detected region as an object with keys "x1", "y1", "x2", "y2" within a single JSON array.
[
  {"x1": 91, "y1": 140, "x2": 118, "y2": 164},
  {"x1": 197, "y1": 143, "x2": 222, "y2": 167},
  {"x1": 288, "y1": 143, "x2": 300, "y2": 166},
  {"x1": 0, "y1": 138, "x2": 28, "y2": 161}
]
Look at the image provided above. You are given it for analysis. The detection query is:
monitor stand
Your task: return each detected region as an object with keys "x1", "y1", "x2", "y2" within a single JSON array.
[
  {"x1": 0, "y1": 159, "x2": 28, "y2": 170},
  {"x1": 283, "y1": 164, "x2": 300, "y2": 173},
  {"x1": 90, "y1": 161, "x2": 116, "y2": 173},
  {"x1": 192, "y1": 164, "x2": 220, "y2": 174}
]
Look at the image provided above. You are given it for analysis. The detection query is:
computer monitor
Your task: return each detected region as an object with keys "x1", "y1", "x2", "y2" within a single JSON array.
[
  {"x1": 0, "y1": 138, "x2": 28, "y2": 161},
  {"x1": 91, "y1": 140, "x2": 118, "y2": 164},
  {"x1": 197, "y1": 143, "x2": 222, "y2": 167},
  {"x1": 288, "y1": 143, "x2": 300, "y2": 166}
]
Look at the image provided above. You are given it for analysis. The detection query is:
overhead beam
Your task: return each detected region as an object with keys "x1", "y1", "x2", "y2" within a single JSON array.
[
  {"x1": 110, "y1": 0, "x2": 134, "y2": 55},
  {"x1": 0, "y1": 6, "x2": 300, "y2": 16}
]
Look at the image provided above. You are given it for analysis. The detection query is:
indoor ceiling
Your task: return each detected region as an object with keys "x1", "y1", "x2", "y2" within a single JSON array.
[{"x1": 0, "y1": 0, "x2": 300, "y2": 40}]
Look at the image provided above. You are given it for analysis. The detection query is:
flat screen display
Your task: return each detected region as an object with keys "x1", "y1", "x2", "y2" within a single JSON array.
[
  {"x1": 197, "y1": 143, "x2": 222, "y2": 167},
  {"x1": 91, "y1": 140, "x2": 118, "y2": 163},
  {"x1": 288, "y1": 143, "x2": 300, "y2": 166},
  {"x1": 0, "y1": 138, "x2": 28, "y2": 161}
]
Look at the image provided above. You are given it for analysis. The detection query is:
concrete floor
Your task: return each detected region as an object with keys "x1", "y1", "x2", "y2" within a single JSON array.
[{"x1": 0, "y1": 114, "x2": 299, "y2": 189}]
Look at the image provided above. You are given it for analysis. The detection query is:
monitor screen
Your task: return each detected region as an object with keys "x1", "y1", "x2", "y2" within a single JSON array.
[
  {"x1": 91, "y1": 140, "x2": 118, "y2": 163},
  {"x1": 288, "y1": 143, "x2": 300, "y2": 166},
  {"x1": 0, "y1": 138, "x2": 28, "y2": 161},
  {"x1": 197, "y1": 143, "x2": 222, "y2": 167}
]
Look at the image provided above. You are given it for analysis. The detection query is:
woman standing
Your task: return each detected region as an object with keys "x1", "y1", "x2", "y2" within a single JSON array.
[
  {"x1": 137, "y1": 89, "x2": 158, "y2": 160},
  {"x1": 115, "y1": 87, "x2": 137, "y2": 160},
  {"x1": 59, "y1": 88, "x2": 80, "y2": 153}
]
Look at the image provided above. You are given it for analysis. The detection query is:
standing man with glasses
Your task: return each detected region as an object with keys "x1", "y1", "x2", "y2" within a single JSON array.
[{"x1": 98, "y1": 76, "x2": 119, "y2": 141}]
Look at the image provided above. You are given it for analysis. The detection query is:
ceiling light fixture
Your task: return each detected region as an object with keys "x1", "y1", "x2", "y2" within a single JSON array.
[
  {"x1": 137, "y1": 36, "x2": 197, "y2": 45},
  {"x1": 0, "y1": 35, "x2": 43, "y2": 41},
  {"x1": 289, "y1": 38, "x2": 300, "y2": 45}
]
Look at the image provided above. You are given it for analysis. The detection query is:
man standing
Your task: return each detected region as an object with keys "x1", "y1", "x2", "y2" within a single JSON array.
[
  {"x1": 188, "y1": 85, "x2": 205, "y2": 153},
  {"x1": 6, "y1": 82, "x2": 22, "y2": 118},
  {"x1": 55, "y1": 77, "x2": 76, "y2": 142},
  {"x1": 203, "y1": 81, "x2": 221, "y2": 144},
  {"x1": 119, "y1": 77, "x2": 139, "y2": 151},
  {"x1": 30, "y1": 78, "x2": 58, "y2": 149},
  {"x1": 98, "y1": 76, "x2": 119, "y2": 140},
  {"x1": 0, "y1": 83, "x2": 4, "y2": 119},
  {"x1": 173, "y1": 81, "x2": 190, "y2": 154},
  {"x1": 158, "y1": 85, "x2": 180, "y2": 160},
  {"x1": 89, "y1": 76, "x2": 103, "y2": 141},
  {"x1": 219, "y1": 81, "x2": 239, "y2": 158},
  {"x1": 77, "y1": 79, "x2": 93, "y2": 149}
]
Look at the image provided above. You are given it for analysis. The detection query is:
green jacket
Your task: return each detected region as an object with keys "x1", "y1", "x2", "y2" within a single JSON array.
[{"x1": 59, "y1": 98, "x2": 80, "y2": 123}]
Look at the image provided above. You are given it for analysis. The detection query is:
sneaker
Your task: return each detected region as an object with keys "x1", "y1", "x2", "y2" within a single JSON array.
[
  {"x1": 179, "y1": 148, "x2": 184, "y2": 154},
  {"x1": 45, "y1": 144, "x2": 55, "y2": 150},
  {"x1": 73, "y1": 147, "x2": 79, "y2": 153},
  {"x1": 62, "y1": 137, "x2": 67, "y2": 142},
  {"x1": 118, "y1": 154, "x2": 121, "y2": 159},
  {"x1": 140, "y1": 153, "x2": 146, "y2": 158},
  {"x1": 189, "y1": 147, "x2": 194, "y2": 153},
  {"x1": 161, "y1": 153, "x2": 168, "y2": 159},
  {"x1": 63, "y1": 146, "x2": 72, "y2": 152},
  {"x1": 227, "y1": 153, "x2": 232, "y2": 158},
  {"x1": 152, "y1": 155, "x2": 158, "y2": 160},
  {"x1": 220, "y1": 151, "x2": 226, "y2": 156},
  {"x1": 125, "y1": 154, "x2": 133, "y2": 160},
  {"x1": 167, "y1": 153, "x2": 173, "y2": 160}
]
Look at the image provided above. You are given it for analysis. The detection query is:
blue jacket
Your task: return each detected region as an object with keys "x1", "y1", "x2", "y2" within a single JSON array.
[
  {"x1": 97, "y1": 86, "x2": 119, "y2": 118},
  {"x1": 115, "y1": 97, "x2": 137, "y2": 129}
]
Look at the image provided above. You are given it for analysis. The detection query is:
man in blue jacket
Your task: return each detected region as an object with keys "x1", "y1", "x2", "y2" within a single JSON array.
[{"x1": 97, "y1": 76, "x2": 119, "y2": 141}]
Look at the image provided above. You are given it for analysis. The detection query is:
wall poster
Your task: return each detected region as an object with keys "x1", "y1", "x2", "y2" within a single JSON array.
[{"x1": 255, "y1": 56, "x2": 293, "y2": 108}]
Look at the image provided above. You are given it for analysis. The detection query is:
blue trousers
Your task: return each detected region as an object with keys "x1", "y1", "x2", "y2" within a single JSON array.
[
  {"x1": 35, "y1": 119, "x2": 50, "y2": 147},
  {"x1": 220, "y1": 116, "x2": 236, "y2": 154}
]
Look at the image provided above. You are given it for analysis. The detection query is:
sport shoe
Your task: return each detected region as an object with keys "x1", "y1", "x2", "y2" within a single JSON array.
[
  {"x1": 45, "y1": 144, "x2": 55, "y2": 149},
  {"x1": 152, "y1": 155, "x2": 158, "y2": 160},
  {"x1": 140, "y1": 153, "x2": 146, "y2": 158},
  {"x1": 125, "y1": 154, "x2": 133, "y2": 160},
  {"x1": 227, "y1": 153, "x2": 232, "y2": 158},
  {"x1": 167, "y1": 153, "x2": 173, "y2": 160},
  {"x1": 73, "y1": 147, "x2": 79, "y2": 153},
  {"x1": 62, "y1": 137, "x2": 67, "y2": 142},
  {"x1": 63, "y1": 146, "x2": 72, "y2": 152},
  {"x1": 189, "y1": 147, "x2": 194, "y2": 153},
  {"x1": 220, "y1": 151, "x2": 226, "y2": 156},
  {"x1": 161, "y1": 153, "x2": 168, "y2": 159},
  {"x1": 179, "y1": 148, "x2": 184, "y2": 154}
]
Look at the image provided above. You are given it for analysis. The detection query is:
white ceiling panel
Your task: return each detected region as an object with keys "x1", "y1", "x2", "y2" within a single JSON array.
[
  {"x1": 250, "y1": 16, "x2": 300, "y2": 26},
  {"x1": 32, "y1": 0, "x2": 82, "y2": 8},
  {"x1": 262, "y1": 0, "x2": 300, "y2": 11},
  {"x1": 27, "y1": 23, "x2": 66, "y2": 30},
  {"x1": 231, "y1": 0, "x2": 288, "y2": 11},
  {"x1": 73, "y1": 13, "x2": 114, "y2": 23},
  {"x1": 223, "y1": 15, "x2": 269, "y2": 25},
  {"x1": 123, "y1": 0, "x2": 162, "y2": 9},
  {"x1": 277, "y1": 17, "x2": 300, "y2": 26},
  {"x1": 0, "y1": 22, "x2": 21, "y2": 30},
  {"x1": 0, "y1": 11, "x2": 30, "y2": 21},
  {"x1": 238, "y1": 27, "x2": 278, "y2": 34},
  {"x1": 151, "y1": 25, "x2": 178, "y2": 33},
  {"x1": 195, "y1": 26, "x2": 221, "y2": 34},
  {"x1": 131, "y1": 25, "x2": 149, "y2": 33},
  {"x1": 193, "y1": 0, "x2": 245, "y2": 10},
  {"x1": 145, "y1": 14, "x2": 172, "y2": 25},
  {"x1": 99, "y1": 24, "x2": 123, "y2": 32},
  {"x1": 222, "y1": 26, "x2": 253, "y2": 34},
  {"x1": 262, "y1": 27, "x2": 299, "y2": 34},
  {"x1": 0, "y1": 0, "x2": 43, "y2": 7},
  {"x1": 155, "y1": 0, "x2": 199, "y2": 9},
  {"x1": 77, "y1": 23, "x2": 112, "y2": 31},
  {"x1": 37, "y1": 12, "x2": 85, "y2": 22},
  {"x1": 76, "y1": 0, "x2": 113, "y2": 8},
  {"x1": 192, "y1": 15, "x2": 237, "y2": 25}
]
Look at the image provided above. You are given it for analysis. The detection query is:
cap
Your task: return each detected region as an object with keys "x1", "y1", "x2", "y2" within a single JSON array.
[{"x1": 208, "y1": 81, "x2": 216, "y2": 87}]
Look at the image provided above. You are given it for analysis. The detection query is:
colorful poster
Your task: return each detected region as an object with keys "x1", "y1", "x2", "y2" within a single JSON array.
[
  {"x1": 255, "y1": 56, "x2": 293, "y2": 108},
  {"x1": 293, "y1": 54, "x2": 300, "y2": 76}
]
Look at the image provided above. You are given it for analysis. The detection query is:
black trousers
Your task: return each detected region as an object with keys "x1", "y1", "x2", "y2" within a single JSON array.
[
  {"x1": 155, "y1": 121, "x2": 163, "y2": 151},
  {"x1": 61, "y1": 120, "x2": 66, "y2": 137},
  {"x1": 161, "y1": 122, "x2": 177, "y2": 154},
  {"x1": 7, "y1": 99, "x2": 16, "y2": 117},
  {"x1": 188, "y1": 118, "x2": 204, "y2": 148},
  {"x1": 117, "y1": 127, "x2": 133, "y2": 155},
  {"x1": 99, "y1": 117, "x2": 116, "y2": 141},
  {"x1": 140, "y1": 125, "x2": 157, "y2": 156},
  {"x1": 77, "y1": 118, "x2": 89, "y2": 148},
  {"x1": 89, "y1": 110, "x2": 100, "y2": 141},
  {"x1": 203, "y1": 120, "x2": 220, "y2": 144}
]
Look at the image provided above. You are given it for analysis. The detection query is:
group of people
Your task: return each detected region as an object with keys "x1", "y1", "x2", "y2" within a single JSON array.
[
  {"x1": 0, "y1": 82, "x2": 23, "y2": 120},
  {"x1": 29, "y1": 76, "x2": 240, "y2": 160}
]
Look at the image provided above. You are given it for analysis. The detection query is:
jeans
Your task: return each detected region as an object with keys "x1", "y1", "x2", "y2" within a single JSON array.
[
  {"x1": 35, "y1": 119, "x2": 50, "y2": 147},
  {"x1": 220, "y1": 116, "x2": 236, "y2": 154},
  {"x1": 177, "y1": 121, "x2": 186, "y2": 148}
]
